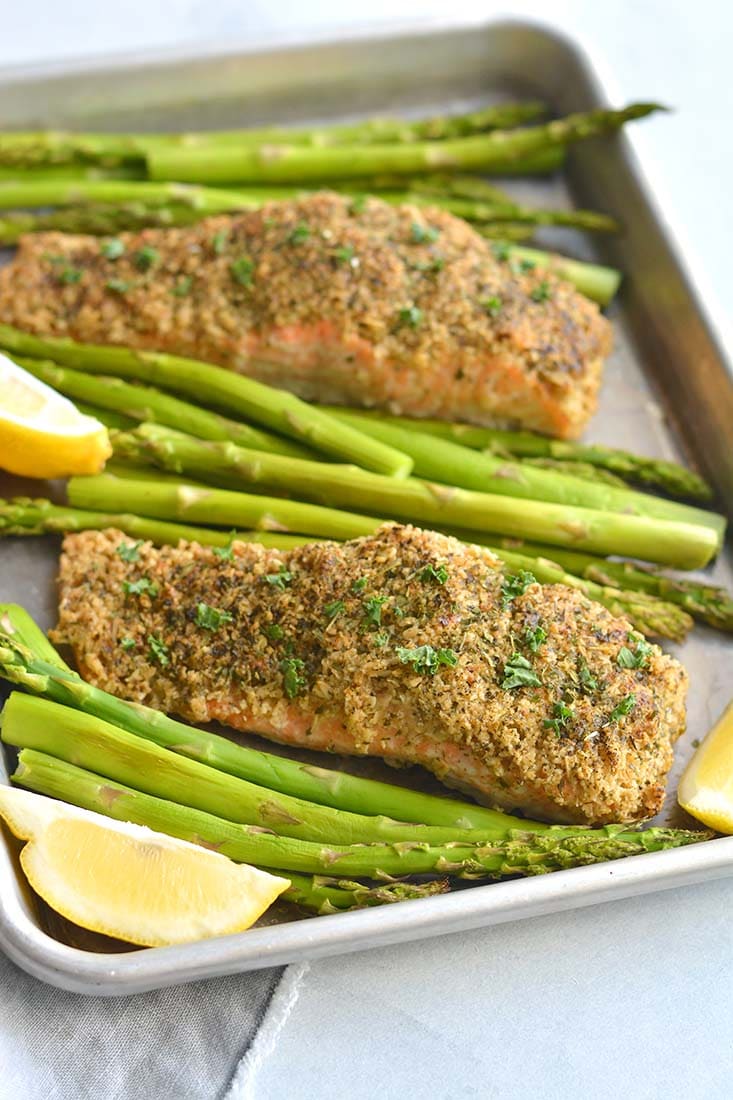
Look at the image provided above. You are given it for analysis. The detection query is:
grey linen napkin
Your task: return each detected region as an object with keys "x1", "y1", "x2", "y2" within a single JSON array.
[{"x1": 0, "y1": 951, "x2": 283, "y2": 1100}]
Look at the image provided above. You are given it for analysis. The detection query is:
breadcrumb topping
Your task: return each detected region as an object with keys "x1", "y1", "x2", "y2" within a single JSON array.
[
  {"x1": 53, "y1": 524, "x2": 686, "y2": 825},
  {"x1": 0, "y1": 192, "x2": 611, "y2": 438}
]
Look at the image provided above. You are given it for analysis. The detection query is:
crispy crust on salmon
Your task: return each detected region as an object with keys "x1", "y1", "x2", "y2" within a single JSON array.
[
  {"x1": 0, "y1": 193, "x2": 611, "y2": 438},
  {"x1": 52, "y1": 524, "x2": 686, "y2": 825}
]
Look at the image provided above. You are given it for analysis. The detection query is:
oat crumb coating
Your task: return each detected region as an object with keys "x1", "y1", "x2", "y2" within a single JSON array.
[
  {"x1": 0, "y1": 192, "x2": 611, "y2": 438},
  {"x1": 53, "y1": 524, "x2": 686, "y2": 825}
]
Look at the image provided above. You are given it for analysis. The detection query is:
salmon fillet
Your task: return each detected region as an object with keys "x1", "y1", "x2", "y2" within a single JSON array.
[
  {"x1": 53, "y1": 525, "x2": 686, "y2": 825},
  {"x1": 0, "y1": 193, "x2": 611, "y2": 438}
]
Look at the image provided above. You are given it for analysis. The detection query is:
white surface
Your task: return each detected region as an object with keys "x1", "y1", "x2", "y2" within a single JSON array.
[
  {"x1": 254, "y1": 879, "x2": 733, "y2": 1100},
  {"x1": 2, "y1": 2, "x2": 733, "y2": 1097}
]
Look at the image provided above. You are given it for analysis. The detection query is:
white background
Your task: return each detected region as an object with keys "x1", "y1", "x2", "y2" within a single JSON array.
[{"x1": 2, "y1": 3, "x2": 733, "y2": 1097}]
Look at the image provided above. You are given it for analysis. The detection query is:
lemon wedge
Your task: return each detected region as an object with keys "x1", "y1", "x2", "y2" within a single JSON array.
[
  {"x1": 678, "y1": 701, "x2": 733, "y2": 833},
  {"x1": 0, "y1": 786, "x2": 290, "y2": 946},
  {"x1": 0, "y1": 353, "x2": 111, "y2": 478}
]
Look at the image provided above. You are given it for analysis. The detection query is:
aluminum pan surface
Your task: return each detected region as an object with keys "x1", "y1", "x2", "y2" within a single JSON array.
[{"x1": 0, "y1": 18, "x2": 732, "y2": 995}]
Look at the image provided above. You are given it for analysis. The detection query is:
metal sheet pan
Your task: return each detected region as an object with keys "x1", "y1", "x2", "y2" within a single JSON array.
[{"x1": 1, "y1": 17, "x2": 732, "y2": 996}]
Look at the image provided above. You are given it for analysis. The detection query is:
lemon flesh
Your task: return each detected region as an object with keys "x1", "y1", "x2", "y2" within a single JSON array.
[
  {"x1": 0, "y1": 353, "x2": 111, "y2": 478},
  {"x1": 0, "y1": 786, "x2": 290, "y2": 947},
  {"x1": 678, "y1": 701, "x2": 733, "y2": 833}
]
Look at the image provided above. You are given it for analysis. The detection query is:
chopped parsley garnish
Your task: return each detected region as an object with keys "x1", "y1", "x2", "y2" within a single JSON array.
[
  {"x1": 134, "y1": 246, "x2": 160, "y2": 272},
  {"x1": 334, "y1": 244, "x2": 356, "y2": 264},
  {"x1": 578, "y1": 659, "x2": 598, "y2": 694},
  {"x1": 119, "y1": 637, "x2": 136, "y2": 651},
  {"x1": 413, "y1": 256, "x2": 445, "y2": 274},
  {"x1": 263, "y1": 624, "x2": 285, "y2": 642},
  {"x1": 280, "y1": 656, "x2": 306, "y2": 699},
  {"x1": 122, "y1": 577, "x2": 158, "y2": 598},
  {"x1": 265, "y1": 566, "x2": 294, "y2": 590},
  {"x1": 398, "y1": 305, "x2": 423, "y2": 329},
  {"x1": 492, "y1": 242, "x2": 511, "y2": 262},
  {"x1": 530, "y1": 280, "x2": 552, "y2": 303},
  {"x1": 195, "y1": 602, "x2": 234, "y2": 631},
  {"x1": 396, "y1": 645, "x2": 458, "y2": 676},
  {"x1": 500, "y1": 570, "x2": 537, "y2": 609},
  {"x1": 544, "y1": 700, "x2": 574, "y2": 736},
  {"x1": 116, "y1": 539, "x2": 143, "y2": 563},
  {"x1": 482, "y1": 295, "x2": 503, "y2": 318},
  {"x1": 324, "y1": 599, "x2": 346, "y2": 621},
  {"x1": 148, "y1": 634, "x2": 170, "y2": 666},
  {"x1": 211, "y1": 229, "x2": 229, "y2": 255},
  {"x1": 213, "y1": 535, "x2": 237, "y2": 560},
  {"x1": 501, "y1": 653, "x2": 541, "y2": 690},
  {"x1": 419, "y1": 563, "x2": 448, "y2": 585},
  {"x1": 518, "y1": 258, "x2": 536, "y2": 274},
  {"x1": 106, "y1": 278, "x2": 133, "y2": 294},
  {"x1": 349, "y1": 194, "x2": 368, "y2": 215},
  {"x1": 351, "y1": 577, "x2": 368, "y2": 593},
  {"x1": 616, "y1": 635, "x2": 653, "y2": 670},
  {"x1": 410, "y1": 222, "x2": 440, "y2": 244},
  {"x1": 288, "y1": 223, "x2": 311, "y2": 245},
  {"x1": 363, "y1": 595, "x2": 389, "y2": 629},
  {"x1": 101, "y1": 238, "x2": 125, "y2": 260},
  {"x1": 373, "y1": 631, "x2": 390, "y2": 647},
  {"x1": 525, "y1": 624, "x2": 547, "y2": 653},
  {"x1": 171, "y1": 275, "x2": 193, "y2": 297},
  {"x1": 609, "y1": 694, "x2": 636, "y2": 722},
  {"x1": 58, "y1": 266, "x2": 83, "y2": 285},
  {"x1": 230, "y1": 256, "x2": 255, "y2": 287}
]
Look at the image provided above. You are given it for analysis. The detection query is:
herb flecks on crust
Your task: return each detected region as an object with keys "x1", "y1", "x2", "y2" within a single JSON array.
[{"x1": 53, "y1": 524, "x2": 687, "y2": 827}]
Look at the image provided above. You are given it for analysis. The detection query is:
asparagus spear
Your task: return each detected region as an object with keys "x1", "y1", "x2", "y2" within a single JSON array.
[
  {"x1": 170, "y1": 103, "x2": 550, "y2": 145},
  {"x1": 279, "y1": 871, "x2": 449, "y2": 914},
  {"x1": 0, "y1": 105, "x2": 548, "y2": 168},
  {"x1": 14, "y1": 356, "x2": 316, "y2": 460},
  {"x1": 0, "y1": 328, "x2": 411, "y2": 478},
  {"x1": 68, "y1": 473, "x2": 382, "y2": 541},
  {"x1": 490, "y1": 540, "x2": 733, "y2": 633},
  {"x1": 0, "y1": 163, "x2": 146, "y2": 182},
  {"x1": 0, "y1": 145, "x2": 565, "y2": 182},
  {"x1": 74, "y1": 402, "x2": 137, "y2": 431},
  {"x1": 0, "y1": 605, "x2": 66, "y2": 667},
  {"x1": 350, "y1": 173, "x2": 515, "y2": 202},
  {"x1": 520, "y1": 457, "x2": 629, "y2": 487},
  {"x1": 0, "y1": 172, "x2": 613, "y2": 239},
  {"x1": 319, "y1": 409, "x2": 723, "y2": 535},
  {"x1": 0, "y1": 204, "x2": 208, "y2": 243},
  {"x1": 0, "y1": 202, "x2": 559, "y2": 246},
  {"x1": 378, "y1": 192, "x2": 618, "y2": 231},
  {"x1": 0, "y1": 496, "x2": 313, "y2": 550},
  {"x1": 3, "y1": 693, "x2": 539, "y2": 847},
  {"x1": 13, "y1": 751, "x2": 709, "y2": 879},
  {"x1": 146, "y1": 103, "x2": 664, "y2": 184},
  {"x1": 352, "y1": 411, "x2": 713, "y2": 502},
  {"x1": 0, "y1": 179, "x2": 263, "y2": 212},
  {"x1": 0, "y1": 497, "x2": 691, "y2": 639},
  {"x1": 283, "y1": 186, "x2": 616, "y2": 231},
  {"x1": 108, "y1": 422, "x2": 720, "y2": 568}
]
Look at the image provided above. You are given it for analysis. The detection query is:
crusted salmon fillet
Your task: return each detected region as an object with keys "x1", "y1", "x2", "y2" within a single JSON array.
[
  {"x1": 0, "y1": 193, "x2": 611, "y2": 438},
  {"x1": 53, "y1": 525, "x2": 686, "y2": 825}
]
